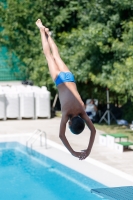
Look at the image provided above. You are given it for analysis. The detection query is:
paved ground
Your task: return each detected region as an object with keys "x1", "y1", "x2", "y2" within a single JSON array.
[{"x1": 0, "y1": 117, "x2": 133, "y2": 176}]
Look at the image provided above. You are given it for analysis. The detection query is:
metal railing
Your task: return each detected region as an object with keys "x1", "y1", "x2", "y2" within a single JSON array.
[{"x1": 26, "y1": 129, "x2": 47, "y2": 149}]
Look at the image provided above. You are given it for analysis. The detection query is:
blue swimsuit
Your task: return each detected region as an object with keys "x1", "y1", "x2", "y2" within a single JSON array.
[{"x1": 55, "y1": 72, "x2": 75, "y2": 86}]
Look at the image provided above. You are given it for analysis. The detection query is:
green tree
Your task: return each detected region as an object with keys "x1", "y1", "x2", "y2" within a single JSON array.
[
  {"x1": 0, "y1": 0, "x2": 81, "y2": 89},
  {"x1": 0, "y1": 0, "x2": 133, "y2": 101},
  {"x1": 58, "y1": 0, "x2": 133, "y2": 98}
]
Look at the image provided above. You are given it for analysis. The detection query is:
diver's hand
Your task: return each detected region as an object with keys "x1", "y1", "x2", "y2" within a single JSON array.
[
  {"x1": 80, "y1": 149, "x2": 91, "y2": 160},
  {"x1": 72, "y1": 151, "x2": 87, "y2": 160}
]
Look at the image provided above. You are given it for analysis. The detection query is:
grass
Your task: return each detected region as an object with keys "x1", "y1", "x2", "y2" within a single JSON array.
[
  {"x1": 55, "y1": 111, "x2": 62, "y2": 117},
  {"x1": 95, "y1": 123, "x2": 133, "y2": 141}
]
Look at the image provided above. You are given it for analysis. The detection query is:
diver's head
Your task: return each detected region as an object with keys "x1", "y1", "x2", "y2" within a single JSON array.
[{"x1": 69, "y1": 116, "x2": 85, "y2": 135}]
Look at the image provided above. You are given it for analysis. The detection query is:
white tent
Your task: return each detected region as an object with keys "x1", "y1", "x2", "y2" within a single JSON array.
[
  {"x1": 0, "y1": 93, "x2": 6, "y2": 120},
  {"x1": 5, "y1": 92, "x2": 20, "y2": 119},
  {"x1": 20, "y1": 92, "x2": 35, "y2": 119},
  {"x1": 35, "y1": 90, "x2": 51, "y2": 119}
]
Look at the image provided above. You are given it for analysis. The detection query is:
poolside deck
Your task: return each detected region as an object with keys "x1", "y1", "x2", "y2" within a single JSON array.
[{"x1": 0, "y1": 117, "x2": 133, "y2": 178}]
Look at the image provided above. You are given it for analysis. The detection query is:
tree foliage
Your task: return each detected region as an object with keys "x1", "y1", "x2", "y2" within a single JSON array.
[
  {"x1": 58, "y1": 0, "x2": 133, "y2": 97},
  {"x1": 0, "y1": 0, "x2": 133, "y2": 100}
]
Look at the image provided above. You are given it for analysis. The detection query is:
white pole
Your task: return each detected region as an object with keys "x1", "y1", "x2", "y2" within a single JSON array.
[
  {"x1": 106, "y1": 88, "x2": 110, "y2": 125},
  {"x1": 52, "y1": 93, "x2": 58, "y2": 108}
]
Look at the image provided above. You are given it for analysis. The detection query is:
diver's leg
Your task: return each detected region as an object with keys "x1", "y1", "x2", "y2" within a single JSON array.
[
  {"x1": 36, "y1": 19, "x2": 60, "y2": 80},
  {"x1": 45, "y1": 28, "x2": 70, "y2": 72}
]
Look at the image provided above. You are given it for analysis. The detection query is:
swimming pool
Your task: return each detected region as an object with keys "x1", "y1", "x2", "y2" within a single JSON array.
[{"x1": 0, "y1": 142, "x2": 105, "y2": 200}]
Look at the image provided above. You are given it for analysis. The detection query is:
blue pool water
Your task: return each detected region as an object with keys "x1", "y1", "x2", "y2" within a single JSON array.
[{"x1": 0, "y1": 142, "x2": 105, "y2": 200}]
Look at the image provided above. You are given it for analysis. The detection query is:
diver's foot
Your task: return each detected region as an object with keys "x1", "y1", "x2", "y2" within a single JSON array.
[
  {"x1": 45, "y1": 27, "x2": 52, "y2": 36},
  {"x1": 36, "y1": 19, "x2": 52, "y2": 36},
  {"x1": 36, "y1": 19, "x2": 45, "y2": 30}
]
